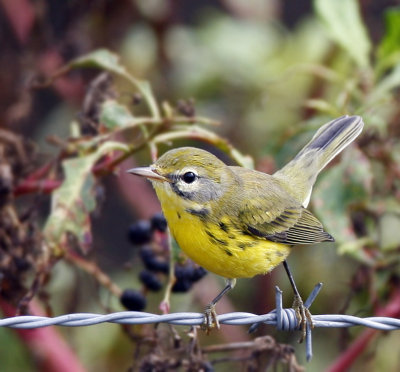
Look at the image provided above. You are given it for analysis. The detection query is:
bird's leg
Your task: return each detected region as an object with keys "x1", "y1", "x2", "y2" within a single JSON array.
[
  {"x1": 202, "y1": 278, "x2": 236, "y2": 333},
  {"x1": 283, "y1": 260, "x2": 313, "y2": 342}
]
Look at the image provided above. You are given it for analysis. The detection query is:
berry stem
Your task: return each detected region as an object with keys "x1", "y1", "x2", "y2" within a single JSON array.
[{"x1": 159, "y1": 232, "x2": 176, "y2": 314}]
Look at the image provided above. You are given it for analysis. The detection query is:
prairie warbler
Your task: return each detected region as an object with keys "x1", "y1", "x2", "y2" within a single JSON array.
[{"x1": 128, "y1": 115, "x2": 364, "y2": 337}]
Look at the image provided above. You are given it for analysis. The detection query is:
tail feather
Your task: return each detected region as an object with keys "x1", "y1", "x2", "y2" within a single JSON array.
[{"x1": 274, "y1": 115, "x2": 364, "y2": 206}]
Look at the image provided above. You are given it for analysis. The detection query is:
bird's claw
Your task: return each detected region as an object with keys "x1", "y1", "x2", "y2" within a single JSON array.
[
  {"x1": 292, "y1": 294, "x2": 313, "y2": 343},
  {"x1": 201, "y1": 303, "x2": 219, "y2": 333}
]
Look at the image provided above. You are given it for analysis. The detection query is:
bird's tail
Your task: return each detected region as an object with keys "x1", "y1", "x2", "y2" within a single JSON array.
[{"x1": 274, "y1": 115, "x2": 364, "y2": 206}]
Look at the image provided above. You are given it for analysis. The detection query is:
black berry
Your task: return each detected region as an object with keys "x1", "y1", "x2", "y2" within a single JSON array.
[
  {"x1": 202, "y1": 362, "x2": 214, "y2": 372},
  {"x1": 174, "y1": 265, "x2": 190, "y2": 280},
  {"x1": 120, "y1": 289, "x2": 146, "y2": 311},
  {"x1": 172, "y1": 266, "x2": 194, "y2": 293},
  {"x1": 172, "y1": 279, "x2": 193, "y2": 293},
  {"x1": 128, "y1": 220, "x2": 153, "y2": 245},
  {"x1": 140, "y1": 247, "x2": 169, "y2": 274},
  {"x1": 139, "y1": 270, "x2": 162, "y2": 292},
  {"x1": 14, "y1": 257, "x2": 31, "y2": 271},
  {"x1": 191, "y1": 267, "x2": 207, "y2": 282},
  {"x1": 151, "y1": 213, "x2": 168, "y2": 232}
]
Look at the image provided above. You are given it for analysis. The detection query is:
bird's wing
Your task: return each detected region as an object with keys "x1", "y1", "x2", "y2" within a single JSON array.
[{"x1": 229, "y1": 167, "x2": 334, "y2": 245}]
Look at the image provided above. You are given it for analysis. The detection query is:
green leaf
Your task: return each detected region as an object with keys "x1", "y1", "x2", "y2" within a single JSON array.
[
  {"x1": 151, "y1": 125, "x2": 254, "y2": 169},
  {"x1": 68, "y1": 49, "x2": 160, "y2": 120},
  {"x1": 230, "y1": 148, "x2": 254, "y2": 169},
  {"x1": 43, "y1": 141, "x2": 130, "y2": 255},
  {"x1": 371, "y1": 63, "x2": 400, "y2": 100},
  {"x1": 312, "y1": 147, "x2": 372, "y2": 244},
  {"x1": 314, "y1": 0, "x2": 372, "y2": 68},
  {"x1": 70, "y1": 49, "x2": 127, "y2": 75},
  {"x1": 377, "y1": 8, "x2": 400, "y2": 66},
  {"x1": 379, "y1": 213, "x2": 400, "y2": 251},
  {"x1": 304, "y1": 98, "x2": 341, "y2": 116},
  {"x1": 100, "y1": 100, "x2": 136, "y2": 129},
  {"x1": 337, "y1": 237, "x2": 375, "y2": 264}
]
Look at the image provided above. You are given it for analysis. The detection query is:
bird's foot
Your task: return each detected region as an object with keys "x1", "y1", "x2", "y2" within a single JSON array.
[
  {"x1": 201, "y1": 303, "x2": 219, "y2": 334},
  {"x1": 292, "y1": 293, "x2": 313, "y2": 343}
]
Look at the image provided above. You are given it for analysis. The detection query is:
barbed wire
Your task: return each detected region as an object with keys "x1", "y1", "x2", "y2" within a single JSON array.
[{"x1": 2, "y1": 284, "x2": 400, "y2": 362}]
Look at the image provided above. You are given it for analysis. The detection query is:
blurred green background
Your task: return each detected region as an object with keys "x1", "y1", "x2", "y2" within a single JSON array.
[{"x1": 1, "y1": 0, "x2": 400, "y2": 371}]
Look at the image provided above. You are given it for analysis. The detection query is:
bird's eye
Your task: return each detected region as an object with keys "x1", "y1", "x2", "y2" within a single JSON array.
[{"x1": 182, "y1": 171, "x2": 197, "y2": 184}]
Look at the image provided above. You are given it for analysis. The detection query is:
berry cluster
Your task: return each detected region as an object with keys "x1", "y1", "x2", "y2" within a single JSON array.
[
  {"x1": 128, "y1": 213, "x2": 168, "y2": 245},
  {"x1": 120, "y1": 212, "x2": 207, "y2": 311}
]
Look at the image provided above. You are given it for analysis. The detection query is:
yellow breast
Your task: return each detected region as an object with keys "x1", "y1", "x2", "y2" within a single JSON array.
[{"x1": 154, "y1": 184, "x2": 290, "y2": 279}]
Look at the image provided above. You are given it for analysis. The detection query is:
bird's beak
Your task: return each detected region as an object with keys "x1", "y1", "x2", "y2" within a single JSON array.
[{"x1": 127, "y1": 166, "x2": 169, "y2": 182}]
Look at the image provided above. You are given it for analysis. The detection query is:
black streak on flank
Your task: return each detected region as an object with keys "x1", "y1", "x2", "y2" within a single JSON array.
[
  {"x1": 219, "y1": 222, "x2": 229, "y2": 232},
  {"x1": 205, "y1": 230, "x2": 228, "y2": 246},
  {"x1": 177, "y1": 212, "x2": 181, "y2": 219},
  {"x1": 224, "y1": 249, "x2": 233, "y2": 256},
  {"x1": 186, "y1": 207, "x2": 210, "y2": 219},
  {"x1": 238, "y1": 243, "x2": 246, "y2": 250},
  {"x1": 237, "y1": 241, "x2": 257, "y2": 250},
  {"x1": 241, "y1": 229, "x2": 253, "y2": 237}
]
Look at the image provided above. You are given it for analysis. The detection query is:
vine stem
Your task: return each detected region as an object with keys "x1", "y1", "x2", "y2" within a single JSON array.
[
  {"x1": 0, "y1": 299, "x2": 86, "y2": 372},
  {"x1": 326, "y1": 287, "x2": 400, "y2": 372}
]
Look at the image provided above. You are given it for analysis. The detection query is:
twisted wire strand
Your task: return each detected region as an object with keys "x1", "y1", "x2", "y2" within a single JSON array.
[
  {"x1": 3, "y1": 311, "x2": 400, "y2": 330},
  {"x1": 2, "y1": 284, "x2": 400, "y2": 361}
]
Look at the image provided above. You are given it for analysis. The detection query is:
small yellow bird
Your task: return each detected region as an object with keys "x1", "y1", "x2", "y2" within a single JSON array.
[{"x1": 128, "y1": 115, "x2": 364, "y2": 336}]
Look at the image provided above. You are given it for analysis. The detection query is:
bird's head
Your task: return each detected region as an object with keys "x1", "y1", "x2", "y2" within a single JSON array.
[{"x1": 128, "y1": 147, "x2": 235, "y2": 203}]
